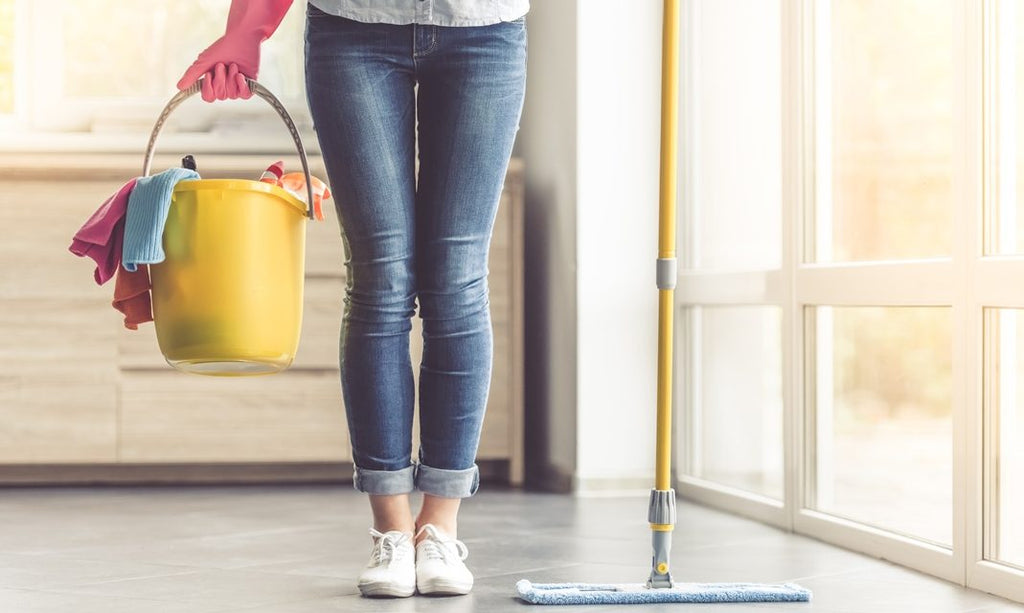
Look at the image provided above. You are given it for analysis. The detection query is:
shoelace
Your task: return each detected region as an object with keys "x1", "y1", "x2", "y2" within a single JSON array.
[
  {"x1": 416, "y1": 524, "x2": 469, "y2": 564},
  {"x1": 368, "y1": 528, "x2": 412, "y2": 567}
]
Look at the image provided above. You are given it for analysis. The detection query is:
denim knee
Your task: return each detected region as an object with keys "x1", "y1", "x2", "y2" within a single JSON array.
[{"x1": 343, "y1": 255, "x2": 417, "y2": 327}]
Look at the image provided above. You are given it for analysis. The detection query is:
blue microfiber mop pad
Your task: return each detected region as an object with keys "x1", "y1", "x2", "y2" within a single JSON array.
[
  {"x1": 515, "y1": 580, "x2": 812, "y2": 605},
  {"x1": 122, "y1": 167, "x2": 200, "y2": 272}
]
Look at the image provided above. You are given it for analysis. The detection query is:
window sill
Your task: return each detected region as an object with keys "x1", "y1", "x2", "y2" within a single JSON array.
[
  {"x1": 0, "y1": 131, "x2": 326, "y2": 181},
  {"x1": 0, "y1": 149, "x2": 327, "y2": 182},
  {"x1": 0, "y1": 130, "x2": 321, "y2": 156}
]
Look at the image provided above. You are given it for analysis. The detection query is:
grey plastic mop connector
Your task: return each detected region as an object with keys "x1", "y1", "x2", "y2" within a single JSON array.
[
  {"x1": 657, "y1": 258, "x2": 677, "y2": 290},
  {"x1": 648, "y1": 530, "x2": 674, "y2": 588},
  {"x1": 647, "y1": 488, "x2": 677, "y2": 589},
  {"x1": 647, "y1": 488, "x2": 677, "y2": 524}
]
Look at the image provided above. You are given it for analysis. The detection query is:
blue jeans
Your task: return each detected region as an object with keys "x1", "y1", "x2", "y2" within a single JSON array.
[{"x1": 304, "y1": 6, "x2": 527, "y2": 498}]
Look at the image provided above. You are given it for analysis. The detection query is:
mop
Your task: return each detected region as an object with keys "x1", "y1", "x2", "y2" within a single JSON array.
[{"x1": 515, "y1": 0, "x2": 811, "y2": 605}]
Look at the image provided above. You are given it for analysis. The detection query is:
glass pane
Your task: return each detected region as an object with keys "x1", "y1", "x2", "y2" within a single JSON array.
[
  {"x1": 688, "y1": 306, "x2": 784, "y2": 500},
  {"x1": 814, "y1": 0, "x2": 953, "y2": 262},
  {"x1": 985, "y1": 309, "x2": 1024, "y2": 569},
  {"x1": 690, "y1": 0, "x2": 782, "y2": 270},
  {"x1": 987, "y1": 1, "x2": 1024, "y2": 255},
  {"x1": 0, "y1": 0, "x2": 12, "y2": 113},
  {"x1": 58, "y1": 0, "x2": 305, "y2": 100},
  {"x1": 813, "y1": 306, "x2": 952, "y2": 546}
]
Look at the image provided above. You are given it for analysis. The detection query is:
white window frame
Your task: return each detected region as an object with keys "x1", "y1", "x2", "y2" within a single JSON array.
[
  {"x1": 675, "y1": 0, "x2": 1024, "y2": 604},
  {"x1": 1, "y1": 0, "x2": 315, "y2": 154}
]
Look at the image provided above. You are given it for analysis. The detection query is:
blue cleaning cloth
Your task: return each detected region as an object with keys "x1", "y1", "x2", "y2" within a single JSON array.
[
  {"x1": 515, "y1": 580, "x2": 811, "y2": 605},
  {"x1": 122, "y1": 168, "x2": 200, "y2": 272}
]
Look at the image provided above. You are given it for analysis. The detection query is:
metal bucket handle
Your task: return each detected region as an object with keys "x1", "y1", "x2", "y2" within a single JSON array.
[{"x1": 142, "y1": 77, "x2": 315, "y2": 220}]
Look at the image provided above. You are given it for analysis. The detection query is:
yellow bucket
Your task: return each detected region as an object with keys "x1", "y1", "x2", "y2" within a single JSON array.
[
  {"x1": 142, "y1": 78, "x2": 317, "y2": 376},
  {"x1": 150, "y1": 180, "x2": 307, "y2": 375}
]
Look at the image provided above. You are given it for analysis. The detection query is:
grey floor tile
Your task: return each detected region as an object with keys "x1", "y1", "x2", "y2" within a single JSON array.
[
  {"x1": 0, "y1": 485, "x2": 374, "y2": 569},
  {"x1": 666, "y1": 534, "x2": 878, "y2": 584},
  {"x1": 38, "y1": 567, "x2": 353, "y2": 608},
  {"x1": 36, "y1": 524, "x2": 367, "y2": 570},
  {"x1": 0, "y1": 552, "x2": 198, "y2": 590},
  {"x1": 466, "y1": 492, "x2": 774, "y2": 548},
  {"x1": 235, "y1": 553, "x2": 362, "y2": 580},
  {"x1": 220, "y1": 593, "x2": 473, "y2": 613},
  {"x1": 791, "y1": 564, "x2": 1015, "y2": 613},
  {"x1": 0, "y1": 585, "x2": 236, "y2": 613},
  {"x1": 466, "y1": 530, "x2": 870, "y2": 585},
  {"x1": 492, "y1": 561, "x2": 650, "y2": 589}
]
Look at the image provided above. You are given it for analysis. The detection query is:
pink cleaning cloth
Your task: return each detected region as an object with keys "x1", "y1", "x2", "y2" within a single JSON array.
[{"x1": 69, "y1": 178, "x2": 138, "y2": 285}]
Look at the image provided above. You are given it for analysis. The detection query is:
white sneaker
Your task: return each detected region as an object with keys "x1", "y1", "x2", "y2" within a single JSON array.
[
  {"x1": 415, "y1": 524, "x2": 474, "y2": 595},
  {"x1": 357, "y1": 528, "x2": 415, "y2": 598}
]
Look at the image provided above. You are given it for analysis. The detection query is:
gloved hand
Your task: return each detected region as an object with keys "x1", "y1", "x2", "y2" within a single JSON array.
[{"x1": 177, "y1": 0, "x2": 294, "y2": 102}]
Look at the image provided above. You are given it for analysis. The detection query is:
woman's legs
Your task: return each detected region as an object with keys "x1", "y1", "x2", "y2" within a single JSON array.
[
  {"x1": 305, "y1": 11, "x2": 419, "y2": 513},
  {"x1": 412, "y1": 19, "x2": 528, "y2": 533},
  {"x1": 306, "y1": 8, "x2": 527, "y2": 540}
]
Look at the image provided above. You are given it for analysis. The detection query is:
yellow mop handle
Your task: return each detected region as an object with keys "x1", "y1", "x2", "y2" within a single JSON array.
[
  {"x1": 647, "y1": 0, "x2": 680, "y2": 588},
  {"x1": 656, "y1": 0, "x2": 679, "y2": 494}
]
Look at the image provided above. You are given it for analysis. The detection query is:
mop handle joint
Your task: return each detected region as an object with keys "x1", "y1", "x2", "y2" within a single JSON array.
[{"x1": 656, "y1": 257, "x2": 677, "y2": 290}]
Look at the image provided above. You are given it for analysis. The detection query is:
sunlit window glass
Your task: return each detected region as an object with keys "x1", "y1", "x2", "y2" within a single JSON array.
[
  {"x1": 812, "y1": 306, "x2": 952, "y2": 546},
  {"x1": 690, "y1": 0, "x2": 782, "y2": 270},
  {"x1": 59, "y1": 0, "x2": 305, "y2": 100},
  {"x1": 814, "y1": 0, "x2": 953, "y2": 262},
  {"x1": 985, "y1": 309, "x2": 1024, "y2": 570},
  {"x1": 986, "y1": 1, "x2": 1024, "y2": 255}
]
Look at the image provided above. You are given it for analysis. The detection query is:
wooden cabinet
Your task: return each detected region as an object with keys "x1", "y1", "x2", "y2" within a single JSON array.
[{"x1": 0, "y1": 154, "x2": 523, "y2": 485}]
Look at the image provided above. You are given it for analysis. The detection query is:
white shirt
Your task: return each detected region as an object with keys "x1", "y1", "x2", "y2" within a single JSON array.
[{"x1": 307, "y1": 0, "x2": 529, "y2": 27}]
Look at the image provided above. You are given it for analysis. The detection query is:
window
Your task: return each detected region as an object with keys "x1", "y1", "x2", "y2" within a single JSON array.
[
  {"x1": 981, "y1": 0, "x2": 1024, "y2": 578},
  {"x1": 677, "y1": 0, "x2": 786, "y2": 518},
  {"x1": 678, "y1": 0, "x2": 1024, "y2": 604},
  {"x1": 0, "y1": 0, "x2": 311, "y2": 151},
  {"x1": 808, "y1": 0, "x2": 955, "y2": 548}
]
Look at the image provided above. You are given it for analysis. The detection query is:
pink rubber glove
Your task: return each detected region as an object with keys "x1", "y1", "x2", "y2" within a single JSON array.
[{"x1": 177, "y1": 0, "x2": 294, "y2": 102}]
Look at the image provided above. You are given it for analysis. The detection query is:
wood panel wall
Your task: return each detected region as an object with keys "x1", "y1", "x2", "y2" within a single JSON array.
[{"x1": 0, "y1": 154, "x2": 523, "y2": 485}]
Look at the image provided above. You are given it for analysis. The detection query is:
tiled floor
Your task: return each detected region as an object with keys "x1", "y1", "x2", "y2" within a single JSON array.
[{"x1": 0, "y1": 484, "x2": 1020, "y2": 612}]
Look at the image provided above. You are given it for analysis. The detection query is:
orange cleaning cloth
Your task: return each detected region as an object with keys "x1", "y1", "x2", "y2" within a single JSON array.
[{"x1": 281, "y1": 172, "x2": 330, "y2": 221}]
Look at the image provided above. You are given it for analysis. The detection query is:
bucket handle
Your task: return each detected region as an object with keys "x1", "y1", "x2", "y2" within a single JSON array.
[{"x1": 142, "y1": 77, "x2": 315, "y2": 220}]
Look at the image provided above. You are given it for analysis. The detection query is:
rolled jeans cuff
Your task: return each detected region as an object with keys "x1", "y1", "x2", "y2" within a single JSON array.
[
  {"x1": 414, "y1": 462, "x2": 480, "y2": 498},
  {"x1": 352, "y1": 464, "x2": 415, "y2": 495}
]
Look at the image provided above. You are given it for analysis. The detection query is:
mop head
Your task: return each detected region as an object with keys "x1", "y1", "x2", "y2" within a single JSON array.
[{"x1": 515, "y1": 580, "x2": 811, "y2": 605}]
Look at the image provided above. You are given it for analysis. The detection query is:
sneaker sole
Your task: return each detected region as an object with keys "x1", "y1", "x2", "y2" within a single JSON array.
[
  {"x1": 358, "y1": 581, "x2": 415, "y2": 598},
  {"x1": 417, "y1": 578, "x2": 474, "y2": 596}
]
